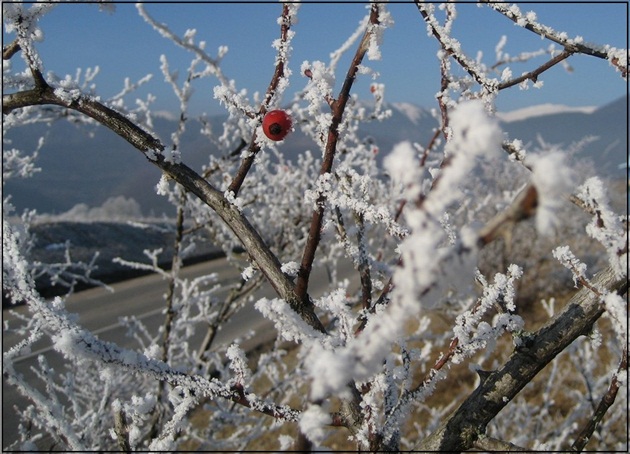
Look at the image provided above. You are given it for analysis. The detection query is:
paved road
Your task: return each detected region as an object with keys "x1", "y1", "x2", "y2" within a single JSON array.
[{"x1": 2, "y1": 256, "x2": 356, "y2": 449}]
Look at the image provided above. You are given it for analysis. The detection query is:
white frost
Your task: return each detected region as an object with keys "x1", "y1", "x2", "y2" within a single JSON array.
[
  {"x1": 299, "y1": 404, "x2": 332, "y2": 445},
  {"x1": 527, "y1": 152, "x2": 574, "y2": 235}
]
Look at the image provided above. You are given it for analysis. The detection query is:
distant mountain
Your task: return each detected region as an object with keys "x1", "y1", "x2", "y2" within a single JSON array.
[
  {"x1": 496, "y1": 104, "x2": 598, "y2": 123},
  {"x1": 4, "y1": 96, "x2": 626, "y2": 217},
  {"x1": 498, "y1": 96, "x2": 628, "y2": 178}
]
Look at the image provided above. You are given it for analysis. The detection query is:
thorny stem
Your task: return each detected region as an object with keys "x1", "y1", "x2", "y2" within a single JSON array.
[
  {"x1": 227, "y1": 3, "x2": 294, "y2": 197},
  {"x1": 295, "y1": 3, "x2": 380, "y2": 301}
]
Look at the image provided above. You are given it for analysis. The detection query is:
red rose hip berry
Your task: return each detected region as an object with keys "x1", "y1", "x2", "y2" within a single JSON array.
[{"x1": 262, "y1": 110, "x2": 292, "y2": 141}]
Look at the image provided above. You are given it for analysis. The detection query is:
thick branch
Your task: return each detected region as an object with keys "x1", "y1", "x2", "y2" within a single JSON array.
[
  {"x1": 3, "y1": 86, "x2": 163, "y2": 152},
  {"x1": 3, "y1": 85, "x2": 325, "y2": 333},
  {"x1": 2, "y1": 38, "x2": 21, "y2": 60},
  {"x1": 158, "y1": 160, "x2": 325, "y2": 333},
  {"x1": 113, "y1": 407, "x2": 131, "y2": 452},
  {"x1": 477, "y1": 184, "x2": 538, "y2": 246},
  {"x1": 474, "y1": 435, "x2": 529, "y2": 451},
  {"x1": 417, "y1": 266, "x2": 628, "y2": 451}
]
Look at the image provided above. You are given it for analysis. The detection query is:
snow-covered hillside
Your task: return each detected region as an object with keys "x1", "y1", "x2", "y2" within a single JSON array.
[{"x1": 496, "y1": 103, "x2": 598, "y2": 123}]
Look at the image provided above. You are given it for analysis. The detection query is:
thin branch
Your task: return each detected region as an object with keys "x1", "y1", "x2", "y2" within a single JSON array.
[
  {"x1": 196, "y1": 275, "x2": 264, "y2": 365},
  {"x1": 295, "y1": 3, "x2": 380, "y2": 301},
  {"x1": 227, "y1": 3, "x2": 294, "y2": 197},
  {"x1": 482, "y1": 1, "x2": 611, "y2": 59},
  {"x1": 157, "y1": 159, "x2": 326, "y2": 333},
  {"x1": 571, "y1": 347, "x2": 628, "y2": 452},
  {"x1": 415, "y1": 2, "x2": 495, "y2": 93},
  {"x1": 497, "y1": 49, "x2": 574, "y2": 90},
  {"x1": 161, "y1": 187, "x2": 186, "y2": 364},
  {"x1": 3, "y1": 86, "x2": 163, "y2": 152},
  {"x1": 482, "y1": 1, "x2": 627, "y2": 78},
  {"x1": 355, "y1": 212, "x2": 373, "y2": 311}
]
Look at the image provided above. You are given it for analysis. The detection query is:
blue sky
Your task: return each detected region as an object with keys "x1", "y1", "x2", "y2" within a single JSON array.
[{"x1": 4, "y1": 2, "x2": 628, "y2": 117}]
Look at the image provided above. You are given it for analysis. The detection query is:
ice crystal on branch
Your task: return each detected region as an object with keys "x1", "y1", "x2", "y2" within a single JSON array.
[{"x1": 575, "y1": 177, "x2": 628, "y2": 279}]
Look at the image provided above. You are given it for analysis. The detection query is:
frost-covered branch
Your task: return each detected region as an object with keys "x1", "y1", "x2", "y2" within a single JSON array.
[
  {"x1": 3, "y1": 83, "x2": 163, "y2": 152},
  {"x1": 136, "y1": 3, "x2": 229, "y2": 87},
  {"x1": 227, "y1": 3, "x2": 298, "y2": 196},
  {"x1": 5, "y1": 220, "x2": 303, "y2": 427},
  {"x1": 482, "y1": 1, "x2": 628, "y2": 77},
  {"x1": 497, "y1": 49, "x2": 573, "y2": 90},
  {"x1": 3, "y1": 55, "x2": 325, "y2": 334},
  {"x1": 295, "y1": 3, "x2": 382, "y2": 301},
  {"x1": 417, "y1": 265, "x2": 628, "y2": 451},
  {"x1": 416, "y1": 2, "x2": 497, "y2": 95},
  {"x1": 3, "y1": 3, "x2": 626, "y2": 451},
  {"x1": 2, "y1": 37, "x2": 21, "y2": 60}
]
